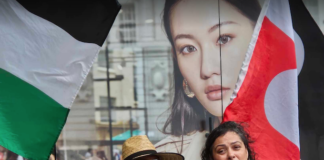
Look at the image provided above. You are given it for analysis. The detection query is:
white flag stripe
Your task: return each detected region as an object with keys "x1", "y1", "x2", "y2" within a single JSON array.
[
  {"x1": 266, "y1": 0, "x2": 294, "y2": 41},
  {"x1": 265, "y1": 0, "x2": 300, "y2": 149},
  {"x1": 229, "y1": 0, "x2": 300, "y2": 149},
  {"x1": 294, "y1": 31, "x2": 305, "y2": 75},
  {"x1": 264, "y1": 69, "x2": 300, "y2": 149},
  {"x1": 0, "y1": 0, "x2": 100, "y2": 108},
  {"x1": 230, "y1": 0, "x2": 270, "y2": 102}
]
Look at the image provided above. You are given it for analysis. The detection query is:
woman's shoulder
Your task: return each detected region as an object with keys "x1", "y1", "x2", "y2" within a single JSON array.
[
  {"x1": 155, "y1": 132, "x2": 196, "y2": 146},
  {"x1": 155, "y1": 135, "x2": 182, "y2": 151},
  {"x1": 154, "y1": 131, "x2": 207, "y2": 152},
  {"x1": 154, "y1": 131, "x2": 208, "y2": 160},
  {"x1": 154, "y1": 135, "x2": 191, "y2": 153}
]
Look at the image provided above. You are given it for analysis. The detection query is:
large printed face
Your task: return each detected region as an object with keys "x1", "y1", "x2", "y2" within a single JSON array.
[{"x1": 170, "y1": 0, "x2": 255, "y2": 116}]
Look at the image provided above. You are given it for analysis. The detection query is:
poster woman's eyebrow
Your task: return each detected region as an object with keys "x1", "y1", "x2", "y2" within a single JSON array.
[
  {"x1": 208, "y1": 21, "x2": 238, "y2": 33},
  {"x1": 174, "y1": 34, "x2": 194, "y2": 42}
]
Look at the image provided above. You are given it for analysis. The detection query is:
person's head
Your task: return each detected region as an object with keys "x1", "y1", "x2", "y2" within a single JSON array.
[
  {"x1": 6, "y1": 150, "x2": 18, "y2": 160},
  {"x1": 201, "y1": 121, "x2": 255, "y2": 160},
  {"x1": 49, "y1": 154, "x2": 55, "y2": 160},
  {"x1": 96, "y1": 151, "x2": 107, "y2": 160},
  {"x1": 122, "y1": 135, "x2": 184, "y2": 160},
  {"x1": 162, "y1": 0, "x2": 261, "y2": 135},
  {"x1": 0, "y1": 146, "x2": 5, "y2": 152},
  {"x1": 50, "y1": 147, "x2": 58, "y2": 160},
  {"x1": 87, "y1": 148, "x2": 93, "y2": 156}
]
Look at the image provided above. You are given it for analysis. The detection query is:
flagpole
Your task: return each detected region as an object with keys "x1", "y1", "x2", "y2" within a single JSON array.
[
  {"x1": 63, "y1": 127, "x2": 68, "y2": 160},
  {"x1": 54, "y1": 146, "x2": 56, "y2": 160},
  {"x1": 105, "y1": 39, "x2": 114, "y2": 160}
]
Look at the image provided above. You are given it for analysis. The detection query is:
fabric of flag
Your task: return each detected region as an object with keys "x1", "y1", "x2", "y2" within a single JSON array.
[
  {"x1": 0, "y1": 0, "x2": 120, "y2": 159},
  {"x1": 223, "y1": 0, "x2": 300, "y2": 159},
  {"x1": 289, "y1": 0, "x2": 324, "y2": 159}
]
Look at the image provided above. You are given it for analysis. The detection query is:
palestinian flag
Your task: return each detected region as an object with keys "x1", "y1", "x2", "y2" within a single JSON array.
[
  {"x1": 223, "y1": 0, "x2": 300, "y2": 159},
  {"x1": 289, "y1": 0, "x2": 324, "y2": 159},
  {"x1": 0, "y1": 0, "x2": 120, "y2": 159}
]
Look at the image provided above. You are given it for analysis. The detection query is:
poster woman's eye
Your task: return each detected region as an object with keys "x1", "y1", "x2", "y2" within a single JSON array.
[
  {"x1": 180, "y1": 45, "x2": 197, "y2": 54},
  {"x1": 217, "y1": 35, "x2": 232, "y2": 45}
]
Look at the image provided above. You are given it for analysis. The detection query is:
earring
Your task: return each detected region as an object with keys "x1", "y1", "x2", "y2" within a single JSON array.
[{"x1": 183, "y1": 79, "x2": 195, "y2": 98}]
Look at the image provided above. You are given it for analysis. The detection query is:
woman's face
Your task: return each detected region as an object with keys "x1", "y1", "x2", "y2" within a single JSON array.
[
  {"x1": 212, "y1": 131, "x2": 248, "y2": 160},
  {"x1": 170, "y1": 0, "x2": 255, "y2": 116}
]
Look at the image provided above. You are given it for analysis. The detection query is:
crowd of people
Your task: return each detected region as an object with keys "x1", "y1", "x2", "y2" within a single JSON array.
[
  {"x1": 0, "y1": 147, "x2": 27, "y2": 160},
  {"x1": 0, "y1": 146, "x2": 55, "y2": 160},
  {"x1": 122, "y1": 121, "x2": 254, "y2": 160},
  {"x1": 80, "y1": 148, "x2": 112, "y2": 160},
  {"x1": 0, "y1": 121, "x2": 253, "y2": 160},
  {"x1": 0, "y1": 146, "x2": 118, "y2": 160}
]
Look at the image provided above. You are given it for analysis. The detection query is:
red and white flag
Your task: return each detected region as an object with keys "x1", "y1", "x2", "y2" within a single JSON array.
[{"x1": 224, "y1": 0, "x2": 300, "y2": 159}]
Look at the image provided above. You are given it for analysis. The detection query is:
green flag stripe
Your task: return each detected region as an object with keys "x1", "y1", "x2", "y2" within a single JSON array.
[{"x1": 0, "y1": 68, "x2": 70, "y2": 160}]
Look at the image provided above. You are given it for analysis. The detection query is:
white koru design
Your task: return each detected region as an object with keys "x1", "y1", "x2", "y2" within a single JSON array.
[{"x1": 264, "y1": 69, "x2": 299, "y2": 148}]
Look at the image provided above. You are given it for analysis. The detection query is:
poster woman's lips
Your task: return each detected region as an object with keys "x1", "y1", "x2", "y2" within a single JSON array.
[{"x1": 205, "y1": 85, "x2": 230, "y2": 101}]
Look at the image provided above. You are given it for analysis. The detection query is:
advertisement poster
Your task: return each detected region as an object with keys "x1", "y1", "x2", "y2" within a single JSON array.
[{"x1": 153, "y1": 0, "x2": 263, "y2": 159}]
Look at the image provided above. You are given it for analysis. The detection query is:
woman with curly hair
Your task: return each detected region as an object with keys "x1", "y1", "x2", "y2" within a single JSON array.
[{"x1": 201, "y1": 121, "x2": 256, "y2": 160}]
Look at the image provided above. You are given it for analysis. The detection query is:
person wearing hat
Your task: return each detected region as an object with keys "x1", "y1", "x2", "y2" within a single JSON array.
[{"x1": 122, "y1": 135, "x2": 184, "y2": 160}]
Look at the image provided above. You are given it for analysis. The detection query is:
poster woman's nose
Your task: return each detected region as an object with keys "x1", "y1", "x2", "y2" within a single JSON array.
[{"x1": 200, "y1": 46, "x2": 221, "y2": 79}]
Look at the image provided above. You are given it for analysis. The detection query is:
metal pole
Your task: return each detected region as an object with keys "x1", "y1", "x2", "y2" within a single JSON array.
[
  {"x1": 63, "y1": 127, "x2": 68, "y2": 160},
  {"x1": 105, "y1": 41, "x2": 114, "y2": 160},
  {"x1": 152, "y1": 0, "x2": 156, "y2": 40},
  {"x1": 129, "y1": 110, "x2": 133, "y2": 137},
  {"x1": 142, "y1": 49, "x2": 148, "y2": 136},
  {"x1": 144, "y1": 108, "x2": 148, "y2": 136},
  {"x1": 209, "y1": 117, "x2": 212, "y2": 133}
]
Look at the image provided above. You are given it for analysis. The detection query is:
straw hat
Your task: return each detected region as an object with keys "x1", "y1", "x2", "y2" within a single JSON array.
[{"x1": 122, "y1": 135, "x2": 184, "y2": 160}]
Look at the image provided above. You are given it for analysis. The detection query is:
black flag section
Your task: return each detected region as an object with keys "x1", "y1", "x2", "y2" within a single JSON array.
[
  {"x1": 289, "y1": 0, "x2": 324, "y2": 159},
  {"x1": 17, "y1": 0, "x2": 121, "y2": 46}
]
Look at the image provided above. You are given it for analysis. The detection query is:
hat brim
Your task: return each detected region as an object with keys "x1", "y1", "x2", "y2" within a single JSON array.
[{"x1": 133, "y1": 152, "x2": 184, "y2": 160}]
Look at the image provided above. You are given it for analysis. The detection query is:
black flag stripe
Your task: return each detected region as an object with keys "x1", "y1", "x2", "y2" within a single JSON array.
[
  {"x1": 17, "y1": 0, "x2": 121, "y2": 46},
  {"x1": 289, "y1": 0, "x2": 324, "y2": 159}
]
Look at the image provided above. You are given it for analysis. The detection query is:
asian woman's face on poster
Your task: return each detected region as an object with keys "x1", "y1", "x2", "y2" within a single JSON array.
[{"x1": 170, "y1": 0, "x2": 255, "y2": 116}]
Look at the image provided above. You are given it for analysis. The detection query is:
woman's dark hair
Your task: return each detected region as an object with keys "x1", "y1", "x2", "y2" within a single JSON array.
[
  {"x1": 201, "y1": 121, "x2": 256, "y2": 160},
  {"x1": 161, "y1": 0, "x2": 261, "y2": 136}
]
